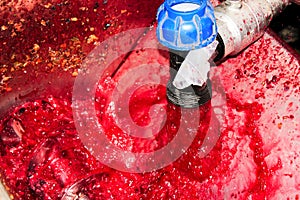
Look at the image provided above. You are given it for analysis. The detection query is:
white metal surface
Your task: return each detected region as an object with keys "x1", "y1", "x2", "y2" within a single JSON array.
[
  {"x1": 214, "y1": 0, "x2": 289, "y2": 58},
  {"x1": 0, "y1": 182, "x2": 10, "y2": 200}
]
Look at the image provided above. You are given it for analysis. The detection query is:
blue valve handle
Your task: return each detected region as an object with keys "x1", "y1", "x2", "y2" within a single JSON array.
[{"x1": 156, "y1": 0, "x2": 217, "y2": 51}]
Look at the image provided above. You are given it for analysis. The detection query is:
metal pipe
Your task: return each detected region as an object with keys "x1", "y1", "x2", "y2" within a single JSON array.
[
  {"x1": 167, "y1": 50, "x2": 212, "y2": 108},
  {"x1": 214, "y1": 0, "x2": 290, "y2": 60}
]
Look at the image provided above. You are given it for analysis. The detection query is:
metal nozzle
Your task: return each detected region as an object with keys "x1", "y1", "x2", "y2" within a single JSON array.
[{"x1": 167, "y1": 50, "x2": 211, "y2": 108}]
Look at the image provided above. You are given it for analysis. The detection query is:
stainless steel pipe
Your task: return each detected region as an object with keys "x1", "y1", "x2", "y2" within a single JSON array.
[{"x1": 214, "y1": 0, "x2": 290, "y2": 59}]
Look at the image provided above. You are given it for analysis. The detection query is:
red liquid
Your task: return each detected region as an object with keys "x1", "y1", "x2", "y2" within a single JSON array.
[
  {"x1": 0, "y1": 79, "x2": 282, "y2": 199},
  {"x1": 1, "y1": 0, "x2": 299, "y2": 199}
]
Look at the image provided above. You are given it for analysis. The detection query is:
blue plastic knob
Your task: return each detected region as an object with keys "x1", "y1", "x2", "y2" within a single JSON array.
[{"x1": 156, "y1": 0, "x2": 217, "y2": 51}]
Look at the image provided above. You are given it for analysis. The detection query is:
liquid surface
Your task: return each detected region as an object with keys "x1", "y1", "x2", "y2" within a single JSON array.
[
  {"x1": 0, "y1": 0, "x2": 299, "y2": 199},
  {"x1": 0, "y1": 79, "x2": 281, "y2": 199}
]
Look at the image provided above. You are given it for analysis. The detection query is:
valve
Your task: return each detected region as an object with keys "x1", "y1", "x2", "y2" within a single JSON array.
[
  {"x1": 156, "y1": 0, "x2": 289, "y2": 108},
  {"x1": 156, "y1": 0, "x2": 218, "y2": 108}
]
